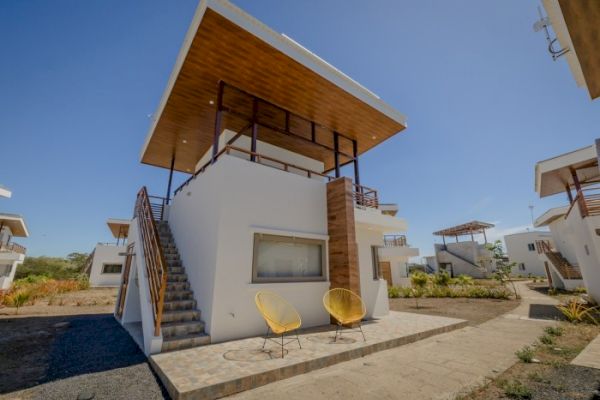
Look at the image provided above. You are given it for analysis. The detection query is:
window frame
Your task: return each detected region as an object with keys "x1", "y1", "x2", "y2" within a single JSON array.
[
  {"x1": 251, "y1": 233, "x2": 327, "y2": 283},
  {"x1": 371, "y1": 245, "x2": 382, "y2": 280},
  {"x1": 101, "y1": 263, "x2": 123, "y2": 274},
  {"x1": 527, "y1": 243, "x2": 535, "y2": 252}
]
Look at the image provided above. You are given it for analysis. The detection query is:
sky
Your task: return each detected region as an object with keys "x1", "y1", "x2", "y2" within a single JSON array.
[{"x1": 1, "y1": 0, "x2": 599, "y2": 258}]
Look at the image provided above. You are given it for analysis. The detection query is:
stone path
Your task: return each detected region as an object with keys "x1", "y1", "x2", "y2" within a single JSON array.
[
  {"x1": 572, "y1": 333, "x2": 600, "y2": 369},
  {"x1": 230, "y1": 282, "x2": 558, "y2": 400}
]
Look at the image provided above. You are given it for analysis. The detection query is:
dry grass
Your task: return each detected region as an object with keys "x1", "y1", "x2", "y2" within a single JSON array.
[{"x1": 0, "y1": 277, "x2": 90, "y2": 312}]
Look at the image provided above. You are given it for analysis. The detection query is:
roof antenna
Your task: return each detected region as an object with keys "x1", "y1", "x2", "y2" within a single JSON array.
[{"x1": 533, "y1": 5, "x2": 569, "y2": 60}]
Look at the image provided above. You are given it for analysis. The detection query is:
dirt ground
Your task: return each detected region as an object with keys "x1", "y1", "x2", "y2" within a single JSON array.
[
  {"x1": 389, "y1": 297, "x2": 521, "y2": 326},
  {"x1": 459, "y1": 323, "x2": 600, "y2": 400},
  {"x1": 0, "y1": 287, "x2": 117, "y2": 318}
]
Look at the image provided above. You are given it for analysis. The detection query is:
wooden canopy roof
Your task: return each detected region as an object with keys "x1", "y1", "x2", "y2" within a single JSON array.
[
  {"x1": 535, "y1": 144, "x2": 599, "y2": 198},
  {"x1": 433, "y1": 221, "x2": 494, "y2": 237},
  {"x1": 544, "y1": 0, "x2": 600, "y2": 100},
  {"x1": 0, "y1": 213, "x2": 29, "y2": 237},
  {"x1": 106, "y1": 218, "x2": 130, "y2": 239},
  {"x1": 140, "y1": 0, "x2": 407, "y2": 173}
]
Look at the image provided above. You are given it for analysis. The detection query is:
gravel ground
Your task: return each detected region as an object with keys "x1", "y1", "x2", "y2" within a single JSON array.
[{"x1": 1, "y1": 311, "x2": 169, "y2": 399}]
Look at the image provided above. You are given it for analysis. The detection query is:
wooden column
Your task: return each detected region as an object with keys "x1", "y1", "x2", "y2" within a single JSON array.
[
  {"x1": 250, "y1": 98, "x2": 258, "y2": 162},
  {"x1": 327, "y1": 177, "x2": 360, "y2": 294},
  {"x1": 566, "y1": 184, "x2": 574, "y2": 204},
  {"x1": 211, "y1": 81, "x2": 224, "y2": 164},
  {"x1": 571, "y1": 168, "x2": 582, "y2": 192},
  {"x1": 165, "y1": 152, "x2": 175, "y2": 205},
  {"x1": 352, "y1": 139, "x2": 360, "y2": 187},
  {"x1": 333, "y1": 132, "x2": 341, "y2": 178}
]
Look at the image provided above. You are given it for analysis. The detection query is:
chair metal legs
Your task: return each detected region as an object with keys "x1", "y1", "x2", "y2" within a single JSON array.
[
  {"x1": 262, "y1": 324, "x2": 302, "y2": 358},
  {"x1": 334, "y1": 321, "x2": 366, "y2": 342}
]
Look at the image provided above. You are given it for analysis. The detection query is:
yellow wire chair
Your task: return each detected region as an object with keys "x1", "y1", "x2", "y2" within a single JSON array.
[
  {"x1": 254, "y1": 291, "x2": 302, "y2": 358},
  {"x1": 323, "y1": 288, "x2": 367, "y2": 342}
]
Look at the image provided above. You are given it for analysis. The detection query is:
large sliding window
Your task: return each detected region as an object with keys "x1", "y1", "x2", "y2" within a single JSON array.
[{"x1": 252, "y1": 233, "x2": 326, "y2": 283}]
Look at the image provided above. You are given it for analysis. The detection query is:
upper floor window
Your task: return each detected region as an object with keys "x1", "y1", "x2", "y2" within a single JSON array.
[{"x1": 527, "y1": 243, "x2": 535, "y2": 252}]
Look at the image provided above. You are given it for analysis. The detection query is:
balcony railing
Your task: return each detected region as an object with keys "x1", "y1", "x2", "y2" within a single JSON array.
[
  {"x1": 535, "y1": 239, "x2": 552, "y2": 254},
  {"x1": 0, "y1": 242, "x2": 26, "y2": 255},
  {"x1": 566, "y1": 186, "x2": 600, "y2": 219},
  {"x1": 173, "y1": 145, "x2": 380, "y2": 209},
  {"x1": 383, "y1": 235, "x2": 408, "y2": 247}
]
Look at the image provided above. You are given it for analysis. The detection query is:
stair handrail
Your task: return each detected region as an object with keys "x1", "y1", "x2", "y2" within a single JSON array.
[
  {"x1": 441, "y1": 246, "x2": 485, "y2": 271},
  {"x1": 135, "y1": 187, "x2": 168, "y2": 336}
]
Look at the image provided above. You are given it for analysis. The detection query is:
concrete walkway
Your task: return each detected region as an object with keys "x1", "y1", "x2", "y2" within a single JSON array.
[
  {"x1": 230, "y1": 282, "x2": 558, "y2": 400},
  {"x1": 572, "y1": 333, "x2": 600, "y2": 369}
]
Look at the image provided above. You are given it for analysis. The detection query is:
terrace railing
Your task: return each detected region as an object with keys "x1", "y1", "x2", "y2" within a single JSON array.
[
  {"x1": 135, "y1": 187, "x2": 168, "y2": 336},
  {"x1": 566, "y1": 186, "x2": 600, "y2": 219},
  {"x1": 0, "y1": 242, "x2": 26, "y2": 255},
  {"x1": 535, "y1": 239, "x2": 552, "y2": 254},
  {"x1": 383, "y1": 235, "x2": 408, "y2": 247},
  {"x1": 173, "y1": 145, "x2": 380, "y2": 209}
]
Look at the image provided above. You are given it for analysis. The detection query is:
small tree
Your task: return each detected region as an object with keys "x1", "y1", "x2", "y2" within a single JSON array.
[
  {"x1": 410, "y1": 271, "x2": 429, "y2": 309},
  {"x1": 486, "y1": 240, "x2": 519, "y2": 299}
]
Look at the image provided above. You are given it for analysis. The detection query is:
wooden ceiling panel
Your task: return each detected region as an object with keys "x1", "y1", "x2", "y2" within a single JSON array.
[{"x1": 142, "y1": 8, "x2": 406, "y2": 172}]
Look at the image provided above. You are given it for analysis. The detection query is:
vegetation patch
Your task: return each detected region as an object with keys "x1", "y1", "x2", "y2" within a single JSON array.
[{"x1": 0, "y1": 276, "x2": 89, "y2": 313}]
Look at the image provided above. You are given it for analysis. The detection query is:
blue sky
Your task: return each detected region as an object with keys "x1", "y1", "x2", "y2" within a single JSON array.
[{"x1": 1, "y1": 0, "x2": 598, "y2": 258}]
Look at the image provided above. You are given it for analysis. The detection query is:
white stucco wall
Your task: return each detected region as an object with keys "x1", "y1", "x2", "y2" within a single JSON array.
[
  {"x1": 504, "y1": 231, "x2": 553, "y2": 276},
  {"x1": 0, "y1": 252, "x2": 24, "y2": 290},
  {"x1": 170, "y1": 154, "x2": 331, "y2": 343},
  {"x1": 89, "y1": 244, "x2": 126, "y2": 287},
  {"x1": 356, "y1": 227, "x2": 389, "y2": 318},
  {"x1": 548, "y1": 218, "x2": 579, "y2": 264},
  {"x1": 565, "y1": 210, "x2": 600, "y2": 302}
]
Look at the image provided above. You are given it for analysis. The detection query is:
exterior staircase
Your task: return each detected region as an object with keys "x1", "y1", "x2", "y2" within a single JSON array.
[
  {"x1": 157, "y1": 221, "x2": 210, "y2": 352},
  {"x1": 546, "y1": 251, "x2": 583, "y2": 280}
]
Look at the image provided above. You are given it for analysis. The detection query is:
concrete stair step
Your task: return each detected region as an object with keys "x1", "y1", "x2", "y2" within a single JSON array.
[
  {"x1": 164, "y1": 290, "x2": 194, "y2": 301},
  {"x1": 167, "y1": 281, "x2": 190, "y2": 291},
  {"x1": 162, "y1": 309, "x2": 200, "y2": 323},
  {"x1": 163, "y1": 299, "x2": 196, "y2": 312},
  {"x1": 161, "y1": 320, "x2": 205, "y2": 338},
  {"x1": 167, "y1": 273, "x2": 188, "y2": 283},
  {"x1": 168, "y1": 266, "x2": 184, "y2": 274},
  {"x1": 161, "y1": 333, "x2": 211, "y2": 352}
]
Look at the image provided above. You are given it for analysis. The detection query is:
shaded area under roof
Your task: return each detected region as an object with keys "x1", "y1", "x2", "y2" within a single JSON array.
[
  {"x1": 433, "y1": 221, "x2": 494, "y2": 237},
  {"x1": 0, "y1": 213, "x2": 29, "y2": 237},
  {"x1": 140, "y1": 0, "x2": 407, "y2": 173},
  {"x1": 106, "y1": 218, "x2": 130, "y2": 239}
]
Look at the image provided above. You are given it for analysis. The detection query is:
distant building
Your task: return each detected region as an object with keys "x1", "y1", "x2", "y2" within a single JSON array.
[
  {"x1": 0, "y1": 186, "x2": 28, "y2": 289},
  {"x1": 431, "y1": 221, "x2": 495, "y2": 278},
  {"x1": 84, "y1": 218, "x2": 130, "y2": 287},
  {"x1": 504, "y1": 231, "x2": 553, "y2": 277}
]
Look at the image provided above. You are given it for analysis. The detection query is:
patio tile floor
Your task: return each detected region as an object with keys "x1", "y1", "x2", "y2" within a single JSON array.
[{"x1": 149, "y1": 311, "x2": 467, "y2": 400}]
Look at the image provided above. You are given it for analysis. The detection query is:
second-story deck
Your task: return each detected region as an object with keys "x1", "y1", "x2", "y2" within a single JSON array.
[{"x1": 0, "y1": 242, "x2": 26, "y2": 255}]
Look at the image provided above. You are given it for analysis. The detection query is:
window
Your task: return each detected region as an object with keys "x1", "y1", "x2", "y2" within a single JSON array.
[
  {"x1": 371, "y1": 246, "x2": 381, "y2": 280},
  {"x1": 527, "y1": 243, "x2": 535, "y2": 252},
  {"x1": 518, "y1": 263, "x2": 526, "y2": 271},
  {"x1": 252, "y1": 233, "x2": 326, "y2": 283},
  {"x1": 102, "y1": 264, "x2": 123, "y2": 274}
]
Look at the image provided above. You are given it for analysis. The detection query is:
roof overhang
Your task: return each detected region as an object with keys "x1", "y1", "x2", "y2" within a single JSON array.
[
  {"x1": 535, "y1": 143, "x2": 599, "y2": 197},
  {"x1": 0, "y1": 185, "x2": 11, "y2": 199},
  {"x1": 0, "y1": 213, "x2": 29, "y2": 237},
  {"x1": 433, "y1": 221, "x2": 494, "y2": 237},
  {"x1": 140, "y1": 0, "x2": 407, "y2": 173},
  {"x1": 543, "y1": 0, "x2": 600, "y2": 100},
  {"x1": 106, "y1": 218, "x2": 130, "y2": 239},
  {"x1": 534, "y1": 206, "x2": 569, "y2": 227}
]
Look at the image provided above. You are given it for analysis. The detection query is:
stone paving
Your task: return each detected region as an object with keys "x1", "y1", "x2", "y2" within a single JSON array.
[
  {"x1": 149, "y1": 311, "x2": 467, "y2": 400},
  {"x1": 572, "y1": 333, "x2": 600, "y2": 369},
  {"x1": 230, "y1": 282, "x2": 559, "y2": 400}
]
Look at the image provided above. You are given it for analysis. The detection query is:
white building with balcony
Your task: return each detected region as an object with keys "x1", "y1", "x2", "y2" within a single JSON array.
[
  {"x1": 116, "y1": 0, "x2": 416, "y2": 355},
  {"x1": 535, "y1": 141, "x2": 600, "y2": 300},
  {"x1": 0, "y1": 214, "x2": 28, "y2": 290},
  {"x1": 504, "y1": 231, "x2": 554, "y2": 277},
  {"x1": 84, "y1": 219, "x2": 130, "y2": 287}
]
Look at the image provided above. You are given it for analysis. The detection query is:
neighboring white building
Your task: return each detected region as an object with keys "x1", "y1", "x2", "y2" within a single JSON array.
[
  {"x1": 504, "y1": 231, "x2": 553, "y2": 277},
  {"x1": 116, "y1": 0, "x2": 415, "y2": 355},
  {"x1": 431, "y1": 221, "x2": 495, "y2": 278},
  {"x1": 85, "y1": 219, "x2": 130, "y2": 287},
  {"x1": 377, "y1": 234, "x2": 419, "y2": 287},
  {"x1": 0, "y1": 209, "x2": 29, "y2": 290},
  {"x1": 534, "y1": 142, "x2": 600, "y2": 300},
  {"x1": 538, "y1": 1, "x2": 600, "y2": 100}
]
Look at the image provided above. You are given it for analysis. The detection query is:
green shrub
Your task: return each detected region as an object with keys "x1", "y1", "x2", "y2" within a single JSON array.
[
  {"x1": 501, "y1": 380, "x2": 532, "y2": 399},
  {"x1": 388, "y1": 286, "x2": 400, "y2": 298},
  {"x1": 410, "y1": 271, "x2": 429, "y2": 289},
  {"x1": 573, "y1": 287, "x2": 587, "y2": 294},
  {"x1": 454, "y1": 274, "x2": 474, "y2": 287},
  {"x1": 557, "y1": 299, "x2": 599, "y2": 324},
  {"x1": 515, "y1": 346, "x2": 535, "y2": 363},
  {"x1": 432, "y1": 271, "x2": 451, "y2": 286},
  {"x1": 544, "y1": 326, "x2": 564, "y2": 336},
  {"x1": 539, "y1": 334, "x2": 555, "y2": 345},
  {"x1": 548, "y1": 288, "x2": 558, "y2": 296},
  {"x1": 5, "y1": 290, "x2": 31, "y2": 314}
]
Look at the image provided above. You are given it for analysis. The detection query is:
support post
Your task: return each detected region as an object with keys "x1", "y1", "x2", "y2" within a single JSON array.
[
  {"x1": 311, "y1": 121, "x2": 316, "y2": 143},
  {"x1": 566, "y1": 184, "x2": 574, "y2": 204},
  {"x1": 334, "y1": 132, "x2": 340, "y2": 178},
  {"x1": 353, "y1": 139, "x2": 360, "y2": 187},
  {"x1": 571, "y1": 168, "x2": 582, "y2": 192},
  {"x1": 251, "y1": 98, "x2": 258, "y2": 162},
  {"x1": 455, "y1": 235, "x2": 459, "y2": 243},
  {"x1": 442, "y1": 235, "x2": 446, "y2": 246},
  {"x1": 212, "y1": 81, "x2": 224, "y2": 164},
  {"x1": 166, "y1": 152, "x2": 175, "y2": 205},
  {"x1": 470, "y1": 229, "x2": 474, "y2": 242},
  {"x1": 483, "y1": 229, "x2": 488, "y2": 244}
]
